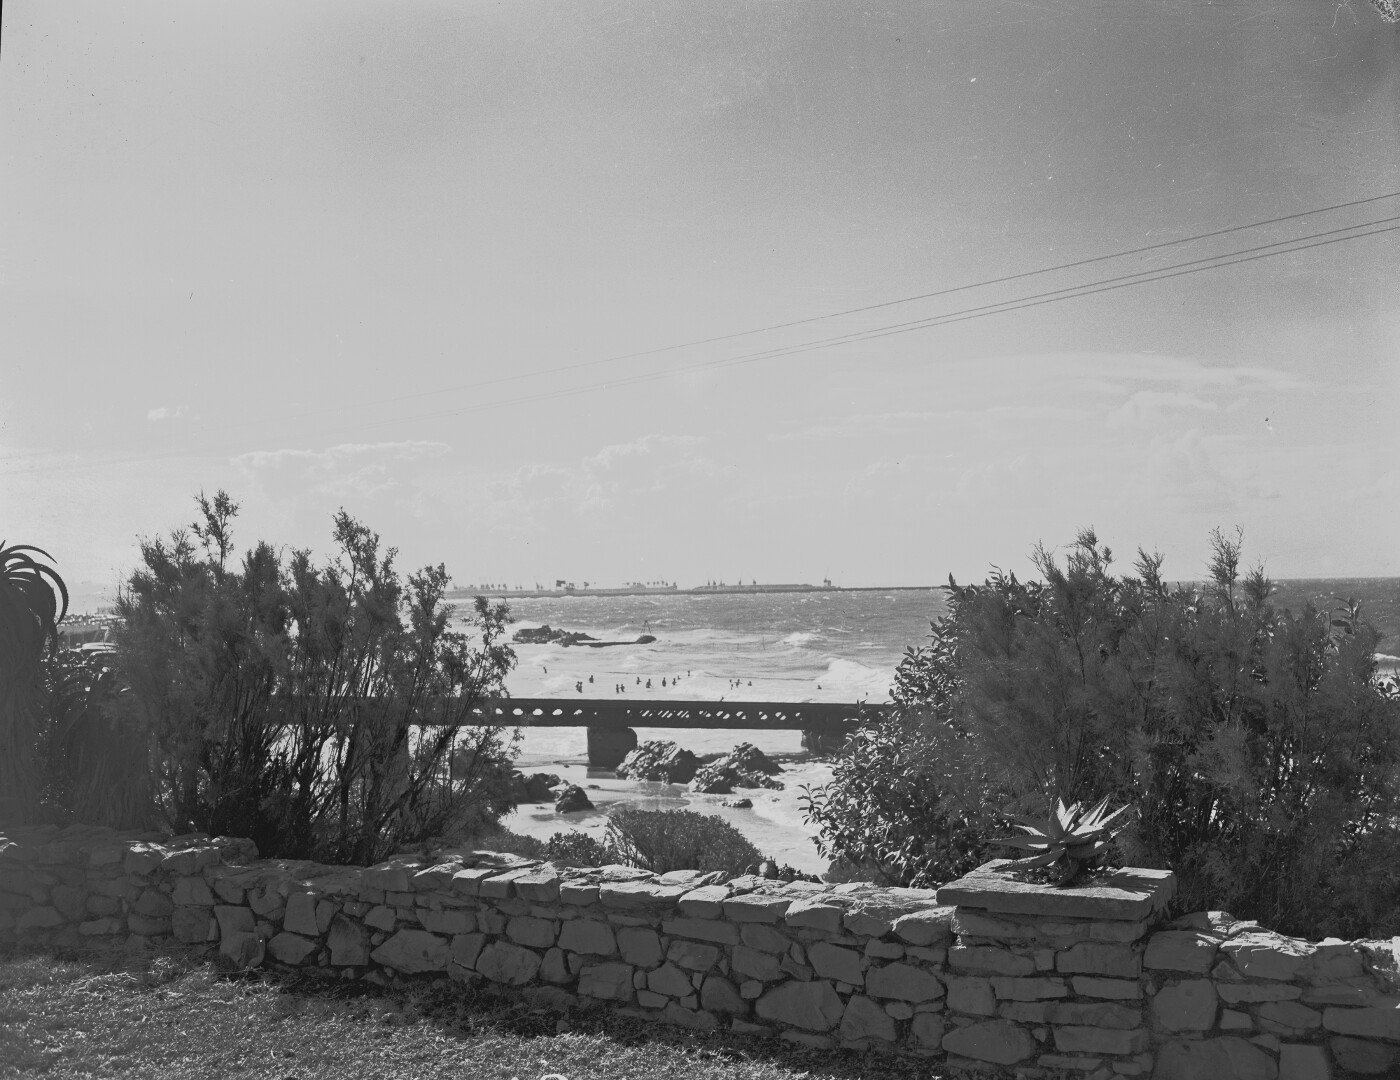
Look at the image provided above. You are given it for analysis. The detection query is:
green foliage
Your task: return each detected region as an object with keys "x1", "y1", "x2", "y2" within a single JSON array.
[
  {"x1": 992, "y1": 796, "x2": 1132, "y2": 886},
  {"x1": 605, "y1": 808, "x2": 761, "y2": 875},
  {"x1": 1, "y1": 542, "x2": 69, "y2": 824},
  {"x1": 113, "y1": 491, "x2": 519, "y2": 864},
  {"x1": 544, "y1": 830, "x2": 614, "y2": 866},
  {"x1": 800, "y1": 614, "x2": 999, "y2": 889},
  {"x1": 904, "y1": 526, "x2": 1400, "y2": 937}
]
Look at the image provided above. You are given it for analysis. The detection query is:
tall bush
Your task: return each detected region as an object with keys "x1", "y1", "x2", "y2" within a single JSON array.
[
  {"x1": 115, "y1": 491, "x2": 519, "y2": 864},
  {"x1": 0, "y1": 543, "x2": 68, "y2": 824},
  {"x1": 812, "y1": 527, "x2": 1400, "y2": 937}
]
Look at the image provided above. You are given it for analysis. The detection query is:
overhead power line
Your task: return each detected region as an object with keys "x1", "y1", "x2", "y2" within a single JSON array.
[
  {"x1": 8, "y1": 199, "x2": 1397, "y2": 476},
  {"x1": 272, "y1": 213, "x2": 1400, "y2": 433}
]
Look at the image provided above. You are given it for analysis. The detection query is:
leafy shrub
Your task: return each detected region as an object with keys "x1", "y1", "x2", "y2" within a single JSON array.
[
  {"x1": 544, "y1": 830, "x2": 613, "y2": 866},
  {"x1": 823, "y1": 526, "x2": 1400, "y2": 937},
  {"x1": 112, "y1": 490, "x2": 519, "y2": 865},
  {"x1": 0, "y1": 543, "x2": 68, "y2": 825},
  {"x1": 38, "y1": 651, "x2": 152, "y2": 829},
  {"x1": 606, "y1": 808, "x2": 761, "y2": 875}
]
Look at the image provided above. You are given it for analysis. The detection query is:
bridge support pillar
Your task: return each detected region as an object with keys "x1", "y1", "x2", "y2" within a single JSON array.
[
  {"x1": 801, "y1": 729, "x2": 847, "y2": 754},
  {"x1": 587, "y1": 727, "x2": 638, "y2": 769}
]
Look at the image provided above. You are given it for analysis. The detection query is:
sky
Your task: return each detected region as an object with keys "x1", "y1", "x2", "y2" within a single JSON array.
[{"x1": 2, "y1": 0, "x2": 1398, "y2": 602}]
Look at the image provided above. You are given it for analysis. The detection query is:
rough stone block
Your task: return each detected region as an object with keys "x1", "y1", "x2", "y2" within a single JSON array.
[
  {"x1": 1223, "y1": 932, "x2": 1315, "y2": 982},
  {"x1": 1071, "y1": 976, "x2": 1141, "y2": 1000},
  {"x1": 677, "y1": 885, "x2": 729, "y2": 918},
  {"x1": 1323, "y1": 999, "x2": 1400, "y2": 1041},
  {"x1": 78, "y1": 917, "x2": 124, "y2": 936},
  {"x1": 512, "y1": 870, "x2": 561, "y2": 903},
  {"x1": 866, "y1": 961, "x2": 943, "y2": 1002},
  {"x1": 663, "y1": 1002, "x2": 718, "y2": 1030},
  {"x1": 506, "y1": 915, "x2": 556, "y2": 949},
  {"x1": 839, "y1": 995, "x2": 896, "y2": 1042},
  {"x1": 647, "y1": 962, "x2": 693, "y2": 998},
  {"x1": 667, "y1": 939, "x2": 720, "y2": 972},
  {"x1": 558, "y1": 918, "x2": 616, "y2": 956},
  {"x1": 476, "y1": 941, "x2": 543, "y2": 986},
  {"x1": 700, "y1": 975, "x2": 745, "y2": 1015},
  {"x1": 808, "y1": 942, "x2": 863, "y2": 985},
  {"x1": 172, "y1": 906, "x2": 216, "y2": 944},
  {"x1": 127, "y1": 913, "x2": 171, "y2": 936},
  {"x1": 949, "y1": 945, "x2": 1035, "y2": 976},
  {"x1": 449, "y1": 867, "x2": 495, "y2": 897},
  {"x1": 267, "y1": 932, "x2": 319, "y2": 965},
  {"x1": 420, "y1": 909, "x2": 474, "y2": 936},
  {"x1": 134, "y1": 889, "x2": 174, "y2": 918},
  {"x1": 1257, "y1": 1000, "x2": 1322, "y2": 1034},
  {"x1": 1222, "y1": 1008, "x2": 1254, "y2": 1030},
  {"x1": 1057, "y1": 942, "x2": 1141, "y2": 978},
  {"x1": 1153, "y1": 979, "x2": 1219, "y2": 1032},
  {"x1": 219, "y1": 930, "x2": 265, "y2": 969},
  {"x1": 936, "y1": 862, "x2": 1175, "y2": 922},
  {"x1": 1145, "y1": 930, "x2": 1220, "y2": 974},
  {"x1": 741, "y1": 923, "x2": 791, "y2": 955},
  {"x1": 1053, "y1": 1026, "x2": 1149, "y2": 1055},
  {"x1": 17, "y1": 907, "x2": 64, "y2": 930},
  {"x1": 731, "y1": 946, "x2": 783, "y2": 982},
  {"x1": 947, "y1": 976, "x2": 996, "y2": 1016},
  {"x1": 992, "y1": 976, "x2": 1068, "y2": 1001},
  {"x1": 617, "y1": 926, "x2": 662, "y2": 968},
  {"x1": 891, "y1": 907, "x2": 954, "y2": 946},
  {"x1": 1303, "y1": 984, "x2": 1370, "y2": 1006},
  {"x1": 1154, "y1": 1035, "x2": 1279, "y2": 1080},
  {"x1": 579, "y1": 961, "x2": 635, "y2": 1002},
  {"x1": 600, "y1": 881, "x2": 687, "y2": 911},
  {"x1": 364, "y1": 905, "x2": 396, "y2": 932},
  {"x1": 214, "y1": 904, "x2": 254, "y2": 938},
  {"x1": 362, "y1": 861, "x2": 412, "y2": 894},
  {"x1": 49, "y1": 885, "x2": 86, "y2": 921},
  {"x1": 661, "y1": 917, "x2": 739, "y2": 945},
  {"x1": 283, "y1": 892, "x2": 320, "y2": 937},
  {"x1": 722, "y1": 894, "x2": 792, "y2": 923},
  {"x1": 1277, "y1": 1043, "x2": 1330, "y2": 1080},
  {"x1": 171, "y1": 877, "x2": 214, "y2": 908},
  {"x1": 1221, "y1": 983, "x2": 1303, "y2": 1004},
  {"x1": 942, "y1": 1019, "x2": 1036, "y2": 1064},
  {"x1": 1329, "y1": 1034, "x2": 1398, "y2": 1075},
  {"x1": 370, "y1": 929, "x2": 450, "y2": 973},
  {"x1": 328, "y1": 915, "x2": 370, "y2": 966},
  {"x1": 784, "y1": 898, "x2": 846, "y2": 933},
  {"x1": 755, "y1": 979, "x2": 845, "y2": 1032}
]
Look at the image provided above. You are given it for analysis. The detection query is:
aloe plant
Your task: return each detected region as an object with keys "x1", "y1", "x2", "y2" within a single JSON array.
[
  {"x1": 992, "y1": 795, "x2": 1132, "y2": 886},
  {"x1": 1, "y1": 542, "x2": 69, "y2": 824}
]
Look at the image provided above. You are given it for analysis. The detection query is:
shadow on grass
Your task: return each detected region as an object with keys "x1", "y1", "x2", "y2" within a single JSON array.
[{"x1": 0, "y1": 943, "x2": 940, "y2": 1080}]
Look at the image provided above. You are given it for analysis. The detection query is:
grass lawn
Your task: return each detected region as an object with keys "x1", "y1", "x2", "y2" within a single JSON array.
[{"x1": 0, "y1": 947, "x2": 942, "y2": 1080}]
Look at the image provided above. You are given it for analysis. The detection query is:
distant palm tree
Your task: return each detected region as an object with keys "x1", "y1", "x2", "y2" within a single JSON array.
[{"x1": 1, "y1": 542, "x2": 68, "y2": 824}]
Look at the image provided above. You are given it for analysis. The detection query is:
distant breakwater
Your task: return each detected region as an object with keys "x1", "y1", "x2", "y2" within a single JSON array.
[{"x1": 450, "y1": 585, "x2": 940, "y2": 601}]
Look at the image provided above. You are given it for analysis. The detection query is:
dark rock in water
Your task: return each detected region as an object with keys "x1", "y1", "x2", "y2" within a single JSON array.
[
  {"x1": 555, "y1": 785, "x2": 594, "y2": 813},
  {"x1": 721, "y1": 797, "x2": 753, "y2": 809},
  {"x1": 616, "y1": 740, "x2": 700, "y2": 784},
  {"x1": 635, "y1": 634, "x2": 657, "y2": 645},
  {"x1": 509, "y1": 771, "x2": 562, "y2": 804},
  {"x1": 512, "y1": 624, "x2": 597, "y2": 645},
  {"x1": 689, "y1": 742, "x2": 785, "y2": 794}
]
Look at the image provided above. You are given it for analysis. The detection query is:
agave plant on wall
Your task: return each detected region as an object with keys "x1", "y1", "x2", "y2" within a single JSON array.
[{"x1": 0, "y1": 542, "x2": 68, "y2": 824}]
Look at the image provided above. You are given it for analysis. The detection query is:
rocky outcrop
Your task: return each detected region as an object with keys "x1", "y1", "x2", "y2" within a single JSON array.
[
  {"x1": 616, "y1": 741, "x2": 700, "y2": 784},
  {"x1": 511, "y1": 625, "x2": 597, "y2": 645},
  {"x1": 690, "y1": 743, "x2": 784, "y2": 794},
  {"x1": 510, "y1": 772, "x2": 562, "y2": 804},
  {"x1": 554, "y1": 785, "x2": 594, "y2": 813}
]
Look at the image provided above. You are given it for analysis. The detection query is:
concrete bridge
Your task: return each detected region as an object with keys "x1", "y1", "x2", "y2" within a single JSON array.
[{"x1": 469, "y1": 697, "x2": 891, "y2": 767}]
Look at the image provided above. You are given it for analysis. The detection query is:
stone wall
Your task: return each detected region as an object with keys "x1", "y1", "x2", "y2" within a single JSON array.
[{"x1": 3, "y1": 827, "x2": 1399, "y2": 1079}]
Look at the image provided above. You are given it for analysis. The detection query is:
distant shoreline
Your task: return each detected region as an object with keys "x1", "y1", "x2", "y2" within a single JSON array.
[{"x1": 448, "y1": 584, "x2": 942, "y2": 600}]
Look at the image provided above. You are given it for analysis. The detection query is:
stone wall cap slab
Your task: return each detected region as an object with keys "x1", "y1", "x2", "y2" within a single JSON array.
[
  {"x1": 599, "y1": 881, "x2": 688, "y2": 911},
  {"x1": 936, "y1": 860, "x2": 1175, "y2": 922}
]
